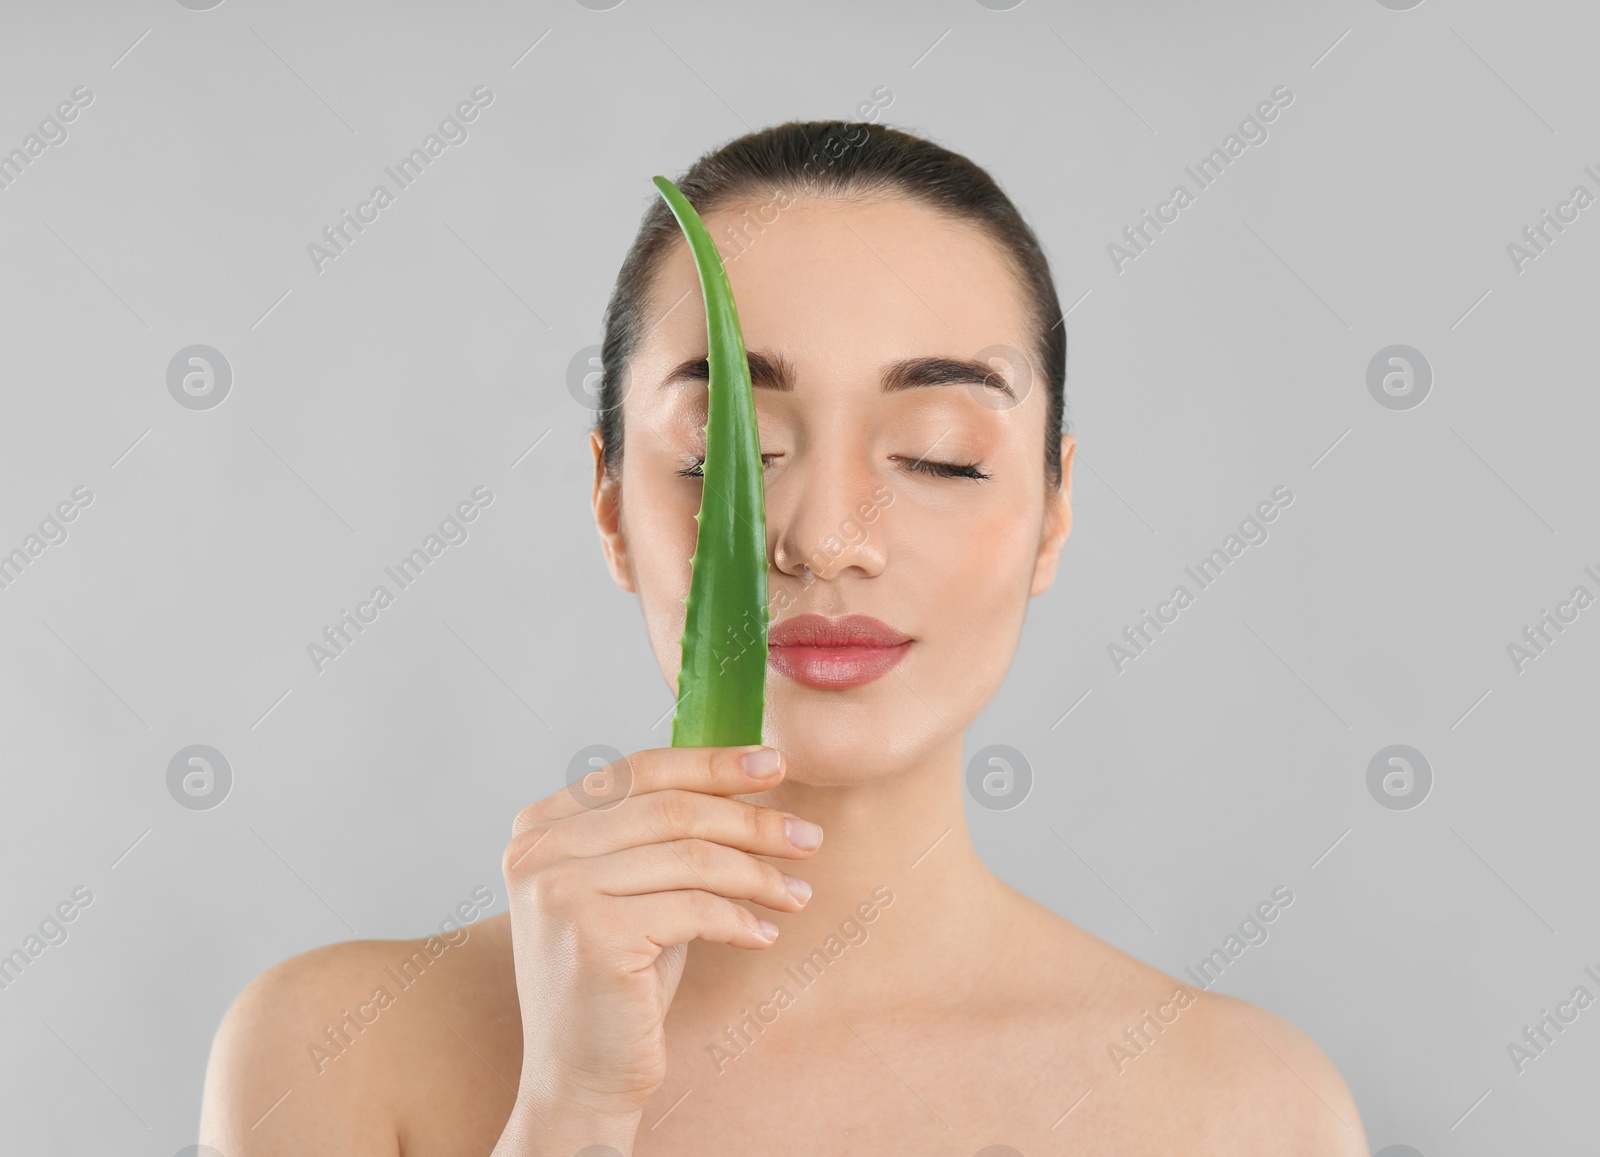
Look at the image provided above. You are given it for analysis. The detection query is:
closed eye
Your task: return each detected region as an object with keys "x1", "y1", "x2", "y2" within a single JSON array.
[
  {"x1": 677, "y1": 454, "x2": 780, "y2": 479},
  {"x1": 678, "y1": 454, "x2": 991, "y2": 481},
  {"x1": 897, "y1": 456, "x2": 992, "y2": 481}
]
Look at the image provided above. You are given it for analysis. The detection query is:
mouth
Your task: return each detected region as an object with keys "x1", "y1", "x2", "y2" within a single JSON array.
[{"x1": 767, "y1": 613, "x2": 913, "y2": 690}]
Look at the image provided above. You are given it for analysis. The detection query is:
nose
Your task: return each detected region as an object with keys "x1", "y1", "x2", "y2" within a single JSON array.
[{"x1": 769, "y1": 451, "x2": 888, "y2": 584}]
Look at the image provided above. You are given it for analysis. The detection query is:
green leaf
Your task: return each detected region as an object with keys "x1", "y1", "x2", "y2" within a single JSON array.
[{"x1": 652, "y1": 175, "x2": 769, "y2": 748}]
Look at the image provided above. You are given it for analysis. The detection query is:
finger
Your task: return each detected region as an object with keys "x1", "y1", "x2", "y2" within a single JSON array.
[
  {"x1": 514, "y1": 744, "x2": 785, "y2": 833},
  {"x1": 610, "y1": 890, "x2": 779, "y2": 953},
  {"x1": 506, "y1": 788, "x2": 823, "y2": 872},
  {"x1": 582, "y1": 839, "x2": 812, "y2": 914}
]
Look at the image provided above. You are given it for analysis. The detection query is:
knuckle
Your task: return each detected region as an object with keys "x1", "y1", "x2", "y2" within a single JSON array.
[
  {"x1": 762, "y1": 860, "x2": 791, "y2": 896},
  {"x1": 625, "y1": 746, "x2": 662, "y2": 789},
  {"x1": 653, "y1": 789, "x2": 694, "y2": 836},
  {"x1": 747, "y1": 802, "x2": 776, "y2": 845},
  {"x1": 689, "y1": 888, "x2": 725, "y2": 925},
  {"x1": 500, "y1": 823, "x2": 554, "y2": 880},
  {"x1": 675, "y1": 837, "x2": 717, "y2": 876},
  {"x1": 500, "y1": 836, "x2": 534, "y2": 880},
  {"x1": 529, "y1": 862, "x2": 577, "y2": 910},
  {"x1": 712, "y1": 746, "x2": 739, "y2": 783},
  {"x1": 510, "y1": 800, "x2": 545, "y2": 837}
]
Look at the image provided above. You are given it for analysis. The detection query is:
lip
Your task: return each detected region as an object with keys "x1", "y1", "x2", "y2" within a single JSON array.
[{"x1": 767, "y1": 613, "x2": 912, "y2": 690}]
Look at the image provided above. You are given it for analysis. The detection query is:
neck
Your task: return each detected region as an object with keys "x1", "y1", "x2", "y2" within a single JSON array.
[{"x1": 677, "y1": 732, "x2": 1012, "y2": 1021}]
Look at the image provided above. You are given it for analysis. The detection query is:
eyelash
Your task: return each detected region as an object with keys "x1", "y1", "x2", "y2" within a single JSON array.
[
  {"x1": 676, "y1": 455, "x2": 992, "y2": 481},
  {"x1": 902, "y1": 456, "x2": 992, "y2": 481},
  {"x1": 677, "y1": 454, "x2": 779, "y2": 479}
]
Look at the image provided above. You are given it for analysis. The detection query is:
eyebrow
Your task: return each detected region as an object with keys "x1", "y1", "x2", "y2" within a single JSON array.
[{"x1": 661, "y1": 350, "x2": 1016, "y2": 400}]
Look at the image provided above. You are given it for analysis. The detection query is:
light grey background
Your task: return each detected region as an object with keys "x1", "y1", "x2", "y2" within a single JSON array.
[{"x1": 1, "y1": 0, "x2": 1595, "y2": 1153}]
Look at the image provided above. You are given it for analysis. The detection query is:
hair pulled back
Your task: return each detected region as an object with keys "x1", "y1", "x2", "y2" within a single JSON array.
[{"x1": 594, "y1": 120, "x2": 1068, "y2": 490}]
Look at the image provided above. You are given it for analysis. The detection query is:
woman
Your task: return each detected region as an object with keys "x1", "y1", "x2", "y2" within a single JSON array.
[{"x1": 200, "y1": 121, "x2": 1367, "y2": 1155}]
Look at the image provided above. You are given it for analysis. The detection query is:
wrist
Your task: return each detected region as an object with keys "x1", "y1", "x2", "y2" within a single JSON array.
[{"x1": 494, "y1": 1093, "x2": 642, "y2": 1157}]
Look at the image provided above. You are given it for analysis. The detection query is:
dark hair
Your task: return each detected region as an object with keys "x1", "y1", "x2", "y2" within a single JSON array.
[{"x1": 594, "y1": 120, "x2": 1069, "y2": 489}]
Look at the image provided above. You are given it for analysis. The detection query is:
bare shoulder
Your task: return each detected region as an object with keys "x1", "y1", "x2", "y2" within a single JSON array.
[
  {"x1": 998, "y1": 891, "x2": 1365, "y2": 1155},
  {"x1": 1073, "y1": 936, "x2": 1370, "y2": 1157},
  {"x1": 1162, "y1": 990, "x2": 1368, "y2": 1156},
  {"x1": 198, "y1": 913, "x2": 519, "y2": 1156},
  {"x1": 198, "y1": 937, "x2": 406, "y2": 1155}
]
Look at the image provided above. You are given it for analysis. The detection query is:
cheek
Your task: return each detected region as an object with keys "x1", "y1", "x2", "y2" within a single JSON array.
[
  {"x1": 892, "y1": 500, "x2": 1038, "y2": 665},
  {"x1": 902, "y1": 489, "x2": 1038, "y2": 590},
  {"x1": 951, "y1": 520, "x2": 1035, "y2": 641},
  {"x1": 619, "y1": 469, "x2": 701, "y2": 668}
]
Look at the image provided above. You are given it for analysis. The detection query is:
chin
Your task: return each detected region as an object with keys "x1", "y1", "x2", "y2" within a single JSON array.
[{"x1": 761, "y1": 693, "x2": 943, "y2": 786}]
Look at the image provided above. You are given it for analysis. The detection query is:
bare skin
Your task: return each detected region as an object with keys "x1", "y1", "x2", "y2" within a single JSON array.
[{"x1": 199, "y1": 195, "x2": 1368, "y2": 1155}]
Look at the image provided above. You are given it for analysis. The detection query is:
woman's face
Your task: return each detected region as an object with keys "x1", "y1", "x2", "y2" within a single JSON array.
[{"x1": 592, "y1": 194, "x2": 1074, "y2": 785}]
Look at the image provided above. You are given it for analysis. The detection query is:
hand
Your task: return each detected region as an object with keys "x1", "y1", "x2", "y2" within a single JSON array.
[{"x1": 496, "y1": 744, "x2": 821, "y2": 1140}]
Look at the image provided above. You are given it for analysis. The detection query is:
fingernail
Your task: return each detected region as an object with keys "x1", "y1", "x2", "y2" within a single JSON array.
[
  {"x1": 784, "y1": 815, "x2": 823, "y2": 850},
  {"x1": 757, "y1": 919, "x2": 780, "y2": 942},
  {"x1": 783, "y1": 874, "x2": 812, "y2": 905},
  {"x1": 742, "y1": 747, "x2": 782, "y2": 777}
]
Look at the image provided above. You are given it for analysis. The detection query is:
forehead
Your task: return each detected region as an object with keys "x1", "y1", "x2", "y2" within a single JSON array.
[{"x1": 635, "y1": 195, "x2": 1032, "y2": 387}]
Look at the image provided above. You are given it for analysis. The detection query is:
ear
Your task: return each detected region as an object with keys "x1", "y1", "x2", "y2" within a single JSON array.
[
  {"x1": 591, "y1": 429, "x2": 636, "y2": 593},
  {"x1": 1030, "y1": 433, "x2": 1074, "y2": 597}
]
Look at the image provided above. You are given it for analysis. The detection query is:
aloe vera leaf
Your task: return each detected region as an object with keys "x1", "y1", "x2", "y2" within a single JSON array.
[{"x1": 652, "y1": 175, "x2": 769, "y2": 749}]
